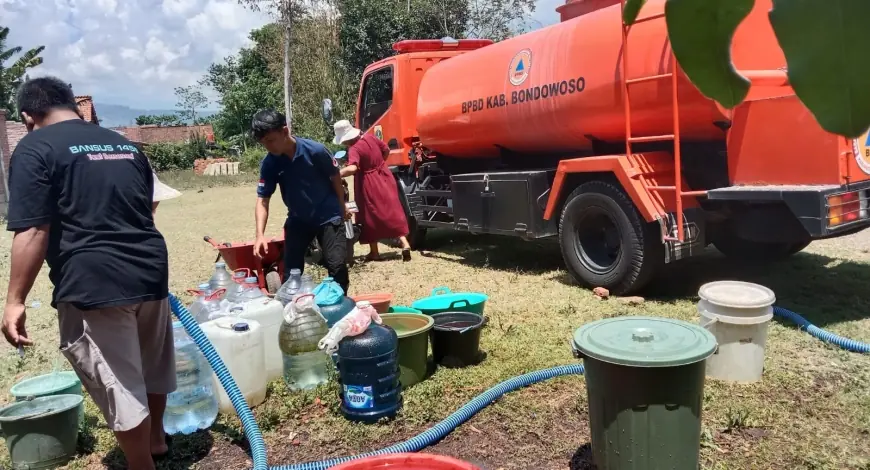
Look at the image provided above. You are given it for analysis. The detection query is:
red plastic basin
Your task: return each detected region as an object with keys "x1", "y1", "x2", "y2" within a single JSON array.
[{"x1": 331, "y1": 453, "x2": 479, "y2": 469}]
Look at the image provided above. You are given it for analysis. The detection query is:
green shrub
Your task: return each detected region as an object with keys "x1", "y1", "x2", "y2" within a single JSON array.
[
  {"x1": 146, "y1": 142, "x2": 194, "y2": 172},
  {"x1": 239, "y1": 145, "x2": 267, "y2": 172}
]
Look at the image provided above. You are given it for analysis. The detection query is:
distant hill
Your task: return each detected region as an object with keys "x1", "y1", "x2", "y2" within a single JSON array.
[{"x1": 95, "y1": 103, "x2": 218, "y2": 128}]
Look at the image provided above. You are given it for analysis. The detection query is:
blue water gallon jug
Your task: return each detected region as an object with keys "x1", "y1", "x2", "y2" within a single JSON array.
[
  {"x1": 320, "y1": 296, "x2": 356, "y2": 327},
  {"x1": 164, "y1": 322, "x2": 219, "y2": 435},
  {"x1": 337, "y1": 324, "x2": 401, "y2": 423}
]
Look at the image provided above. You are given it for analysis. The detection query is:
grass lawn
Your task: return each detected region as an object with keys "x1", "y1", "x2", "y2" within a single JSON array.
[{"x1": 1, "y1": 181, "x2": 869, "y2": 470}]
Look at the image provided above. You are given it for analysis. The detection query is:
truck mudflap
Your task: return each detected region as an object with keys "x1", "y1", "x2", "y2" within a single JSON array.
[{"x1": 706, "y1": 182, "x2": 870, "y2": 238}]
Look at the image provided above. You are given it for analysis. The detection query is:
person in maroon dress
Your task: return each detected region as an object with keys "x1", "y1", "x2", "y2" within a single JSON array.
[{"x1": 334, "y1": 120, "x2": 412, "y2": 262}]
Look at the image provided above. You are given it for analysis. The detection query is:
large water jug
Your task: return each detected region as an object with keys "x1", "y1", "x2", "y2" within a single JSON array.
[
  {"x1": 337, "y1": 322, "x2": 401, "y2": 423},
  {"x1": 234, "y1": 297, "x2": 285, "y2": 382},
  {"x1": 189, "y1": 285, "x2": 225, "y2": 324},
  {"x1": 164, "y1": 322, "x2": 219, "y2": 435},
  {"x1": 320, "y1": 297, "x2": 356, "y2": 328},
  {"x1": 276, "y1": 269, "x2": 303, "y2": 306},
  {"x1": 300, "y1": 274, "x2": 316, "y2": 294},
  {"x1": 208, "y1": 262, "x2": 234, "y2": 299},
  {"x1": 200, "y1": 318, "x2": 267, "y2": 415},
  {"x1": 224, "y1": 270, "x2": 250, "y2": 304},
  {"x1": 278, "y1": 294, "x2": 332, "y2": 391}
]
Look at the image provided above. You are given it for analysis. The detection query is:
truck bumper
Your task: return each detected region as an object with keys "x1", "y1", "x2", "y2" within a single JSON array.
[{"x1": 706, "y1": 182, "x2": 870, "y2": 238}]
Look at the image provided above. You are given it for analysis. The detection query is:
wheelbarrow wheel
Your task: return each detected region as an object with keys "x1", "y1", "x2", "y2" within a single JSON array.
[{"x1": 265, "y1": 271, "x2": 282, "y2": 294}]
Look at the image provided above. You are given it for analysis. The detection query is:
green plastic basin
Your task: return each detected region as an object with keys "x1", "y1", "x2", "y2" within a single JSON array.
[
  {"x1": 0, "y1": 394, "x2": 83, "y2": 470},
  {"x1": 381, "y1": 313, "x2": 434, "y2": 388},
  {"x1": 411, "y1": 287, "x2": 488, "y2": 316},
  {"x1": 388, "y1": 306, "x2": 423, "y2": 314},
  {"x1": 10, "y1": 371, "x2": 84, "y2": 428}
]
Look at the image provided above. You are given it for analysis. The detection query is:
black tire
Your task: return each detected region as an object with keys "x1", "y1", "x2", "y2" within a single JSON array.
[
  {"x1": 711, "y1": 226, "x2": 810, "y2": 261},
  {"x1": 559, "y1": 181, "x2": 663, "y2": 295}
]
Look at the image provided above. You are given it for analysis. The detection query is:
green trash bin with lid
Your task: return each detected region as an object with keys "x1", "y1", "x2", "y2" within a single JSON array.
[{"x1": 572, "y1": 316, "x2": 718, "y2": 470}]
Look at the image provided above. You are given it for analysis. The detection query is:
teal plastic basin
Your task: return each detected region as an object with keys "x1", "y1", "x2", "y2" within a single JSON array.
[
  {"x1": 411, "y1": 287, "x2": 488, "y2": 316},
  {"x1": 10, "y1": 371, "x2": 84, "y2": 428},
  {"x1": 388, "y1": 306, "x2": 423, "y2": 314}
]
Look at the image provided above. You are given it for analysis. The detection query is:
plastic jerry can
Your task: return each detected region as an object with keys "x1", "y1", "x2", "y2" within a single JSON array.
[
  {"x1": 234, "y1": 297, "x2": 286, "y2": 383},
  {"x1": 200, "y1": 318, "x2": 267, "y2": 415},
  {"x1": 337, "y1": 323, "x2": 401, "y2": 423}
]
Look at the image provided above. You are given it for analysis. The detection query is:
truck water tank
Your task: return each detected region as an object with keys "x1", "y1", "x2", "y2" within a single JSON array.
[{"x1": 415, "y1": 0, "x2": 779, "y2": 159}]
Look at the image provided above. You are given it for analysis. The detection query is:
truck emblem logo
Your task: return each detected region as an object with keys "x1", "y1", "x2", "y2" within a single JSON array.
[
  {"x1": 509, "y1": 49, "x2": 532, "y2": 86},
  {"x1": 852, "y1": 131, "x2": 870, "y2": 175}
]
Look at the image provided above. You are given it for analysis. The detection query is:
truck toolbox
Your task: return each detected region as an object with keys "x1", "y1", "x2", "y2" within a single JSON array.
[{"x1": 450, "y1": 170, "x2": 558, "y2": 239}]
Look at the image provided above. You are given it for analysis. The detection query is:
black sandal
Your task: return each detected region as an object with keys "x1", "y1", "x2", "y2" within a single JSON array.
[{"x1": 402, "y1": 249, "x2": 412, "y2": 262}]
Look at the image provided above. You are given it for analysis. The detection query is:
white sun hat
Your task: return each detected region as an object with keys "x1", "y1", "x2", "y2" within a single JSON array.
[
  {"x1": 152, "y1": 171, "x2": 182, "y2": 202},
  {"x1": 332, "y1": 119, "x2": 362, "y2": 145}
]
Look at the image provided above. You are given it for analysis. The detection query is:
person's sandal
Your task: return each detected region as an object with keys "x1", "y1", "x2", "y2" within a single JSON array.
[{"x1": 402, "y1": 249, "x2": 412, "y2": 262}]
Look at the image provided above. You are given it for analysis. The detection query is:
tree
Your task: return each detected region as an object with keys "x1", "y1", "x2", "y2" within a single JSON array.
[
  {"x1": 624, "y1": 0, "x2": 870, "y2": 138},
  {"x1": 465, "y1": 0, "x2": 536, "y2": 40},
  {"x1": 135, "y1": 114, "x2": 182, "y2": 127},
  {"x1": 174, "y1": 85, "x2": 209, "y2": 123},
  {"x1": 0, "y1": 26, "x2": 45, "y2": 120}
]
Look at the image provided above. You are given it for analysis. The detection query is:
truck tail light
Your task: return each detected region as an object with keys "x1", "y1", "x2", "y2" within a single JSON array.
[{"x1": 827, "y1": 190, "x2": 869, "y2": 228}]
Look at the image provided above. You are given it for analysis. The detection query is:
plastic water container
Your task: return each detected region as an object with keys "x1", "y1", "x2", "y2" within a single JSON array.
[
  {"x1": 337, "y1": 322, "x2": 402, "y2": 423},
  {"x1": 276, "y1": 269, "x2": 303, "y2": 306},
  {"x1": 279, "y1": 294, "x2": 332, "y2": 391},
  {"x1": 698, "y1": 281, "x2": 775, "y2": 383},
  {"x1": 234, "y1": 297, "x2": 285, "y2": 382},
  {"x1": 164, "y1": 322, "x2": 219, "y2": 435},
  {"x1": 320, "y1": 296, "x2": 357, "y2": 327},
  {"x1": 188, "y1": 283, "x2": 211, "y2": 323},
  {"x1": 224, "y1": 271, "x2": 250, "y2": 304},
  {"x1": 200, "y1": 318, "x2": 267, "y2": 414},
  {"x1": 208, "y1": 262, "x2": 234, "y2": 299}
]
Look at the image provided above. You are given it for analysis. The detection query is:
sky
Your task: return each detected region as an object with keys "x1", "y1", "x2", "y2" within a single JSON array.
[{"x1": 1, "y1": 0, "x2": 563, "y2": 109}]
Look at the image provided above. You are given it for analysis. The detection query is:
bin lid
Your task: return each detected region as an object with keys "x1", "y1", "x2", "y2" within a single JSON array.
[
  {"x1": 573, "y1": 316, "x2": 717, "y2": 367},
  {"x1": 698, "y1": 281, "x2": 776, "y2": 309}
]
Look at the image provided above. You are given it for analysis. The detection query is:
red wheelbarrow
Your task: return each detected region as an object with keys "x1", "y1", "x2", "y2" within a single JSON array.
[{"x1": 204, "y1": 234, "x2": 286, "y2": 294}]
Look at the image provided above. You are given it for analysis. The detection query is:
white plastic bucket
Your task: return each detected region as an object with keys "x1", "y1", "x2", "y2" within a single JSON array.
[{"x1": 697, "y1": 281, "x2": 776, "y2": 383}]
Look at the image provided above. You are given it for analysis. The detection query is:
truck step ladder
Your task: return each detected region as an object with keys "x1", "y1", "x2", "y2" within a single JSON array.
[{"x1": 619, "y1": 2, "x2": 706, "y2": 243}]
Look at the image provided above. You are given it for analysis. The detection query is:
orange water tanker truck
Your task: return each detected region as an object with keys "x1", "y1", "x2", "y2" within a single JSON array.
[{"x1": 329, "y1": 0, "x2": 870, "y2": 295}]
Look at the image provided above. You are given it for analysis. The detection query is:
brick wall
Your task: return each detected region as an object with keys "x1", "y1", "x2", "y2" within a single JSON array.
[{"x1": 112, "y1": 124, "x2": 215, "y2": 145}]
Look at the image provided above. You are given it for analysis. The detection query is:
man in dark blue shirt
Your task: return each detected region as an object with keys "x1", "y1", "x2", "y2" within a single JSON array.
[{"x1": 251, "y1": 109, "x2": 351, "y2": 293}]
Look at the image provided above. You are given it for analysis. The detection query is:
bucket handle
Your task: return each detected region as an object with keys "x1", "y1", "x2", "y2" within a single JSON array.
[
  {"x1": 702, "y1": 316, "x2": 721, "y2": 355},
  {"x1": 431, "y1": 286, "x2": 452, "y2": 296},
  {"x1": 233, "y1": 268, "x2": 252, "y2": 279},
  {"x1": 448, "y1": 299, "x2": 470, "y2": 310},
  {"x1": 459, "y1": 316, "x2": 488, "y2": 334}
]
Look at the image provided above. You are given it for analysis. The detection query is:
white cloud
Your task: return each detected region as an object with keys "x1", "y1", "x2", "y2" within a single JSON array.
[
  {"x1": 0, "y1": 0, "x2": 268, "y2": 108},
  {"x1": 0, "y1": 0, "x2": 560, "y2": 109}
]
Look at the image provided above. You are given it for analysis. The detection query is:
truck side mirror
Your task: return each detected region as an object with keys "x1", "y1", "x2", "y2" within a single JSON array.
[{"x1": 322, "y1": 98, "x2": 334, "y2": 126}]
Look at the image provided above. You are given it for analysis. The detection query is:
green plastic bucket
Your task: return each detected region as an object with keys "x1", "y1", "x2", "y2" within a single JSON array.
[
  {"x1": 381, "y1": 313, "x2": 434, "y2": 388},
  {"x1": 0, "y1": 394, "x2": 83, "y2": 470},
  {"x1": 411, "y1": 287, "x2": 488, "y2": 316},
  {"x1": 10, "y1": 371, "x2": 84, "y2": 428},
  {"x1": 388, "y1": 306, "x2": 423, "y2": 314},
  {"x1": 572, "y1": 316, "x2": 718, "y2": 470}
]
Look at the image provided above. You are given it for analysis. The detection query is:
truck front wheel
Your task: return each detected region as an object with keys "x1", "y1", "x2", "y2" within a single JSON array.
[{"x1": 559, "y1": 181, "x2": 663, "y2": 295}]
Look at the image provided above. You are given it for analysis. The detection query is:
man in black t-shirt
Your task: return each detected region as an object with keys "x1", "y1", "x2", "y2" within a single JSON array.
[{"x1": 2, "y1": 77, "x2": 174, "y2": 470}]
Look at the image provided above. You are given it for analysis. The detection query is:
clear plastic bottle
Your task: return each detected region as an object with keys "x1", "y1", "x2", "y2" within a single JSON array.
[
  {"x1": 163, "y1": 322, "x2": 219, "y2": 435},
  {"x1": 188, "y1": 283, "x2": 212, "y2": 323},
  {"x1": 237, "y1": 277, "x2": 265, "y2": 302},
  {"x1": 300, "y1": 274, "x2": 316, "y2": 295},
  {"x1": 208, "y1": 262, "x2": 233, "y2": 299},
  {"x1": 279, "y1": 294, "x2": 332, "y2": 390},
  {"x1": 224, "y1": 271, "x2": 249, "y2": 305},
  {"x1": 276, "y1": 269, "x2": 303, "y2": 306}
]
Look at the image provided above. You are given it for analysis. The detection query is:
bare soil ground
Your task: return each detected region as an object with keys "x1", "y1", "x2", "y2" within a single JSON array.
[{"x1": 1, "y1": 181, "x2": 869, "y2": 470}]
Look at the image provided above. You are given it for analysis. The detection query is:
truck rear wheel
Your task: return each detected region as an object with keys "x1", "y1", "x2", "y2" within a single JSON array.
[{"x1": 559, "y1": 181, "x2": 663, "y2": 295}]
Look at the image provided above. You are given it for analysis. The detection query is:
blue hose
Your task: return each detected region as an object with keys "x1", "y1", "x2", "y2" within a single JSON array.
[
  {"x1": 168, "y1": 293, "x2": 585, "y2": 470},
  {"x1": 773, "y1": 306, "x2": 870, "y2": 354}
]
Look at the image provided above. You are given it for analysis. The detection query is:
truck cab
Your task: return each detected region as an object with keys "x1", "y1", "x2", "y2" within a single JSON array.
[{"x1": 354, "y1": 38, "x2": 493, "y2": 168}]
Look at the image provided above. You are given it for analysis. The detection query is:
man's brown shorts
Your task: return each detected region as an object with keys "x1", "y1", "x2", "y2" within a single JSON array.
[{"x1": 58, "y1": 299, "x2": 177, "y2": 432}]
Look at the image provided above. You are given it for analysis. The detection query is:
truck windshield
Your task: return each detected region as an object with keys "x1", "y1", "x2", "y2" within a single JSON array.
[{"x1": 359, "y1": 65, "x2": 393, "y2": 132}]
